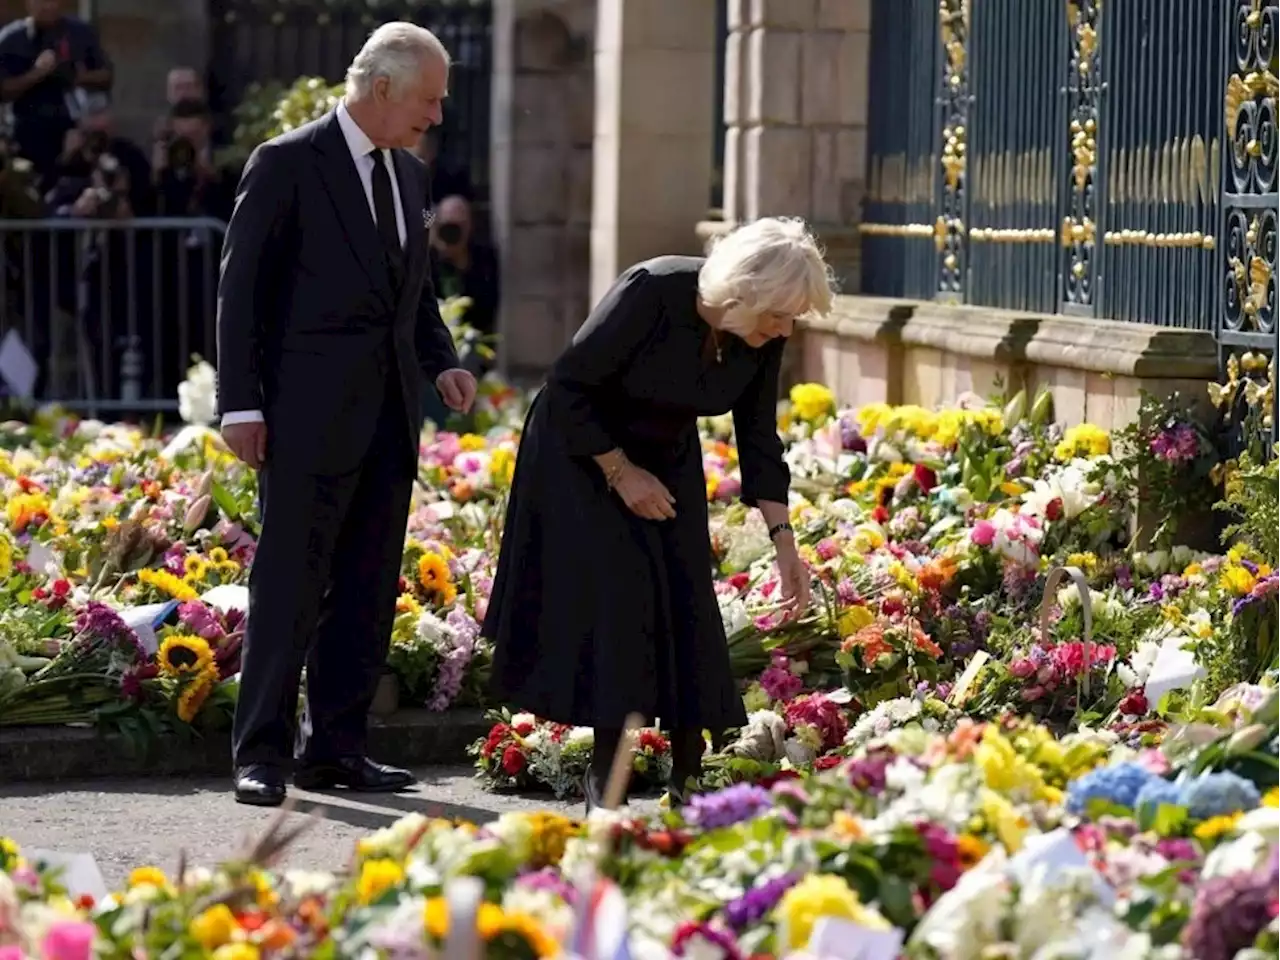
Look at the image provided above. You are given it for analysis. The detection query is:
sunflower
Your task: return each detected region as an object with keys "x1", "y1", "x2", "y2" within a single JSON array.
[
  {"x1": 0, "y1": 535, "x2": 12, "y2": 582},
  {"x1": 158, "y1": 634, "x2": 215, "y2": 678},
  {"x1": 208, "y1": 547, "x2": 230, "y2": 565},
  {"x1": 417, "y1": 551, "x2": 458, "y2": 607},
  {"x1": 183, "y1": 554, "x2": 209, "y2": 582},
  {"x1": 138, "y1": 567, "x2": 200, "y2": 602},
  {"x1": 176, "y1": 665, "x2": 220, "y2": 723}
]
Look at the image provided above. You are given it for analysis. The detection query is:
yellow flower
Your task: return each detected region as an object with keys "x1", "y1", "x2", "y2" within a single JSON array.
[
  {"x1": 216, "y1": 560, "x2": 242, "y2": 578},
  {"x1": 459, "y1": 433, "x2": 487, "y2": 452},
  {"x1": 1264, "y1": 788, "x2": 1278, "y2": 808},
  {"x1": 127, "y1": 866, "x2": 168, "y2": 889},
  {"x1": 956, "y1": 833, "x2": 989, "y2": 869},
  {"x1": 774, "y1": 874, "x2": 889, "y2": 949},
  {"x1": 356, "y1": 858, "x2": 404, "y2": 905},
  {"x1": 138, "y1": 567, "x2": 200, "y2": 601},
  {"x1": 1194, "y1": 813, "x2": 1243, "y2": 842},
  {"x1": 524, "y1": 811, "x2": 579, "y2": 867},
  {"x1": 1000, "y1": 481, "x2": 1026, "y2": 497},
  {"x1": 396, "y1": 593, "x2": 422, "y2": 616},
  {"x1": 830, "y1": 810, "x2": 865, "y2": 842},
  {"x1": 1053, "y1": 423, "x2": 1111, "y2": 461},
  {"x1": 789, "y1": 383, "x2": 836, "y2": 423},
  {"x1": 417, "y1": 551, "x2": 458, "y2": 607},
  {"x1": 5, "y1": 492, "x2": 49, "y2": 530},
  {"x1": 490, "y1": 446, "x2": 516, "y2": 486},
  {"x1": 496, "y1": 911, "x2": 560, "y2": 957},
  {"x1": 837, "y1": 605, "x2": 875, "y2": 638},
  {"x1": 157, "y1": 634, "x2": 214, "y2": 678},
  {"x1": 208, "y1": 547, "x2": 229, "y2": 564},
  {"x1": 212, "y1": 945, "x2": 260, "y2": 960},
  {"x1": 183, "y1": 555, "x2": 209, "y2": 582},
  {"x1": 190, "y1": 903, "x2": 239, "y2": 950},
  {"x1": 973, "y1": 726, "x2": 1050, "y2": 801},
  {"x1": 979, "y1": 789, "x2": 1029, "y2": 852},
  {"x1": 0, "y1": 535, "x2": 12, "y2": 582},
  {"x1": 1219, "y1": 565, "x2": 1258, "y2": 596},
  {"x1": 1066, "y1": 552, "x2": 1098, "y2": 575},
  {"x1": 177, "y1": 665, "x2": 220, "y2": 723}
]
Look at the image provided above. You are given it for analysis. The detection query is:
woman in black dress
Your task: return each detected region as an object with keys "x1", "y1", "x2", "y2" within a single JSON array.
[{"x1": 482, "y1": 217, "x2": 835, "y2": 807}]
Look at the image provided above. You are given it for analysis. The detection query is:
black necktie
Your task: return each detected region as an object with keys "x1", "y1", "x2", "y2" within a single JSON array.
[{"x1": 369, "y1": 148, "x2": 403, "y2": 284}]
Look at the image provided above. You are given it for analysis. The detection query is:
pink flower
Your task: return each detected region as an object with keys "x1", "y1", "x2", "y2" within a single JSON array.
[
  {"x1": 714, "y1": 476, "x2": 741, "y2": 499},
  {"x1": 0, "y1": 947, "x2": 23, "y2": 960},
  {"x1": 1021, "y1": 685, "x2": 1046, "y2": 702},
  {"x1": 815, "y1": 538, "x2": 840, "y2": 562},
  {"x1": 760, "y1": 656, "x2": 803, "y2": 702},
  {"x1": 41, "y1": 921, "x2": 96, "y2": 960},
  {"x1": 1008, "y1": 657, "x2": 1036, "y2": 679},
  {"x1": 971, "y1": 520, "x2": 996, "y2": 547}
]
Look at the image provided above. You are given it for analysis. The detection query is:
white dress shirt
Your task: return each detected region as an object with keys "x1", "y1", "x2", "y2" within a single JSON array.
[{"x1": 221, "y1": 101, "x2": 408, "y2": 428}]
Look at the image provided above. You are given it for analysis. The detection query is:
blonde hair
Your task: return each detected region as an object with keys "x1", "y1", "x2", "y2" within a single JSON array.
[
  {"x1": 698, "y1": 217, "x2": 836, "y2": 334},
  {"x1": 345, "y1": 22, "x2": 451, "y2": 99}
]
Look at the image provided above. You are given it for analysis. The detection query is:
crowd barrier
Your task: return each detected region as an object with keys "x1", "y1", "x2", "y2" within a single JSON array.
[{"x1": 0, "y1": 217, "x2": 228, "y2": 418}]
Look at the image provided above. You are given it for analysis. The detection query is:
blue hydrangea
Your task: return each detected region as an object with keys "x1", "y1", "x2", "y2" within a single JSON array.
[
  {"x1": 1065, "y1": 762, "x2": 1159, "y2": 816},
  {"x1": 1179, "y1": 771, "x2": 1262, "y2": 821},
  {"x1": 1134, "y1": 777, "x2": 1184, "y2": 819}
]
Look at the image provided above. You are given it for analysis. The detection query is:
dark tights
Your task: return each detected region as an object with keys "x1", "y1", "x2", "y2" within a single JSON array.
[{"x1": 592, "y1": 726, "x2": 706, "y2": 795}]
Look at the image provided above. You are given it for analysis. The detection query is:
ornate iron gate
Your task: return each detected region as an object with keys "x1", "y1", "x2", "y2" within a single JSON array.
[
  {"x1": 207, "y1": 0, "x2": 493, "y2": 201},
  {"x1": 861, "y1": 0, "x2": 1276, "y2": 447}
]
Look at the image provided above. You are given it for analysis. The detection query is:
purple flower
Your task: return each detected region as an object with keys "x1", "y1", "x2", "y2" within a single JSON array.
[
  {"x1": 516, "y1": 867, "x2": 577, "y2": 905},
  {"x1": 1181, "y1": 866, "x2": 1275, "y2": 960},
  {"x1": 846, "y1": 753, "x2": 892, "y2": 794},
  {"x1": 1154, "y1": 837, "x2": 1198, "y2": 862},
  {"x1": 1149, "y1": 423, "x2": 1200, "y2": 463},
  {"x1": 723, "y1": 873, "x2": 798, "y2": 930},
  {"x1": 178, "y1": 600, "x2": 224, "y2": 640},
  {"x1": 684, "y1": 783, "x2": 773, "y2": 830},
  {"x1": 838, "y1": 417, "x2": 866, "y2": 453},
  {"x1": 73, "y1": 601, "x2": 145, "y2": 663}
]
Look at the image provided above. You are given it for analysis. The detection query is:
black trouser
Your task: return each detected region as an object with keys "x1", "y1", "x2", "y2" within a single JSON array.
[
  {"x1": 591, "y1": 726, "x2": 706, "y2": 797},
  {"x1": 231, "y1": 372, "x2": 415, "y2": 768}
]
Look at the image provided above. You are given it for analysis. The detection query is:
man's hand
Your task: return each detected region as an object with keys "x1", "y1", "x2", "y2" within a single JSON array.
[
  {"x1": 436, "y1": 368, "x2": 477, "y2": 413},
  {"x1": 222, "y1": 421, "x2": 268, "y2": 470},
  {"x1": 32, "y1": 50, "x2": 57, "y2": 78}
]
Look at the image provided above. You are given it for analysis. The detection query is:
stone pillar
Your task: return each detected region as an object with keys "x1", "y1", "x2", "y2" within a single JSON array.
[
  {"x1": 717, "y1": 0, "x2": 870, "y2": 289},
  {"x1": 590, "y1": 0, "x2": 718, "y2": 305},
  {"x1": 490, "y1": 0, "x2": 595, "y2": 383}
]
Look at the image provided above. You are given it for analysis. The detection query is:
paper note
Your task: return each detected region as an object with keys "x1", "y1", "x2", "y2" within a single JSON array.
[
  {"x1": 119, "y1": 600, "x2": 180, "y2": 656},
  {"x1": 29, "y1": 849, "x2": 107, "y2": 902},
  {"x1": 0, "y1": 329, "x2": 38, "y2": 399},
  {"x1": 201, "y1": 584, "x2": 250, "y2": 614},
  {"x1": 808, "y1": 916, "x2": 905, "y2": 960},
  {"x1": 1144, "y1": 636, "x2": 1206, "y2": 705},
  {"x1": 25, "y1": 540, "x2": 62, "y2": 576},
  {"x1": 1007, "y1": 827, "x2": 1114, "y2": 907}
]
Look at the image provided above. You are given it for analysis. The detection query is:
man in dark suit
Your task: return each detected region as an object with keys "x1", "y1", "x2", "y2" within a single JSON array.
[{"x1": 216, "y1": 22, "x2": 477, "y2": 807}]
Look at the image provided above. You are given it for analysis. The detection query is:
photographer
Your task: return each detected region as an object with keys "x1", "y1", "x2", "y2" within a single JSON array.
[
  {"x1": 152, "y1": 97, "x2": 232, "y2": 220},
  {"x1": 429, "y1": 194, "x2": 500, "y2": 373},
  {"x1": 152, "y1": 97, "x2": 230, "y2": 402},
  {"x1": 0, "y1": 0, "x2": 112, "y2": 189}
]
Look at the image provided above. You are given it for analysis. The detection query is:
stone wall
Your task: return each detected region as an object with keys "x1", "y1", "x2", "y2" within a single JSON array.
[
  {"x1": 718, "y1": 0, "x2": 869, "y2": 289},
  {"x1": 790, "y1": 297, "x2": 1220, "y2": 431},
  {"x1": 490, "y1": 0, "x2": 596, "y2": 383}
]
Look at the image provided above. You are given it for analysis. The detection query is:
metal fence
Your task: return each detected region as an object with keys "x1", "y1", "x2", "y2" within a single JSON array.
[
  {"x1": 0, "y1": 217, "x2": 227, "y2": 417},
  {"x1": 207, "y1": 0, "x2": 493, "y2": 202},
  {"x1": 860, "y1": 0, "x2": 1275, "y2": 337}
]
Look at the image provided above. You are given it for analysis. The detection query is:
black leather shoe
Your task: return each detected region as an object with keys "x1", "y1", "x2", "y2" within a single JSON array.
[
  {"x1": 293, "y1": 756, "x2": 415, "y2": 792},
  {"x1": 234, "y1": 764, "x2": 286, "y2": 807}
]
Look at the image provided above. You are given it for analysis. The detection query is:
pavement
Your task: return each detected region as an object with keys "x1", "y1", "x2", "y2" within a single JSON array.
[{"x1": 0, "y1": 765, "x2": 662, "y2": 887}]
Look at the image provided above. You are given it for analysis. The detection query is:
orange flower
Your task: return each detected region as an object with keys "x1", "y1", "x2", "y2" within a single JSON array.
[
  {"x1": 917, "y1": 557, "x2": 957, "y2": 592},
  {"x1": 909, "y1": 621, "x2": 943, "y2": 658},
  {"x1": 844, "y1": 623, "x2": 893, "y2": 665}
]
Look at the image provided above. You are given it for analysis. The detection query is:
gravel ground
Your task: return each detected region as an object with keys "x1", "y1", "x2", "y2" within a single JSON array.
[{"x1": 0, "y1": 766, "x2": 662, "y2": 887}]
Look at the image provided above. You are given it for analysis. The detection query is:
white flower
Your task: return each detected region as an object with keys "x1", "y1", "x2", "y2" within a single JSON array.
[
  {"x1": 177, "y1": 359, "x2": 218, "y2": 426},
  {"x1": 908, "y1": 850, "x2": 1008, "y2": 960},
  {"x1": 416, "y1": 610, "x2": 459, "y2": 650},
  {"x1": 509, "y1": 712, "x2": 536, "y2": 729}
]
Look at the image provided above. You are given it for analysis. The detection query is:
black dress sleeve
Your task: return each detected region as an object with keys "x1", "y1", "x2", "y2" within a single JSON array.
[
  {"x1": 545, "y1": 264, "x2": 661, "y2": 457},
  {"x1": 733, "y1": 338, "x2": 791, "y2": 506}
]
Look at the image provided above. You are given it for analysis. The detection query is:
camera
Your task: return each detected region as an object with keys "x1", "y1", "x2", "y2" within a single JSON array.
[
  {"x1": 436, "y1": 221, "x2": 464, "y2": 246},
  {"x1": 165, "y1": 135, "x2": 198, "y2": 177},
  {"x1": 91, "y1": 153, "x2": 127, "y2": 218}
]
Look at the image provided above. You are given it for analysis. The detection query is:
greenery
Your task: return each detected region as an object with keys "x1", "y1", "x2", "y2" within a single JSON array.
[
  {"x1": 1217, "y1": 452, "x2": 1280, "y2": 568},
  {"x1": 217, "y1": 76, "x2": 343, "y2": 169}
]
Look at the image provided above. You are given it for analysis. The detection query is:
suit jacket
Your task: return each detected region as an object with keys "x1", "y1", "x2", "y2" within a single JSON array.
[{"x1": 215, "y1": 110, "x2": 459, "y2": 476}]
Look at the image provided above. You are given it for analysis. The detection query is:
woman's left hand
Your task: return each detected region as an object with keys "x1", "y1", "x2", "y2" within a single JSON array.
[{"x1": 775, "y1": 540, "x2": 811, "y2": 620}]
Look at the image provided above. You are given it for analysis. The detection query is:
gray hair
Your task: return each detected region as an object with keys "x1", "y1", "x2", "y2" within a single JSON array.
[{"x1": 345, "y1": 22, "x2": 450, "y2": 99}]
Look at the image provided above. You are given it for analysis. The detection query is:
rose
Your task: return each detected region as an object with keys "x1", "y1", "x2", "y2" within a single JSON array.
[{"x1": 1118, "y1": 689, "x2": 1149, "y2": 716}]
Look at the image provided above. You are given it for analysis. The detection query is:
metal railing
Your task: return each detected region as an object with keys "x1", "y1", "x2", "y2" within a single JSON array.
[
  {"x1": 0, "y1": 217, "x2": 227, "y2": 417},
  {"x1": 859, "y1": 0, "x2": 1271, "y2": 339}
]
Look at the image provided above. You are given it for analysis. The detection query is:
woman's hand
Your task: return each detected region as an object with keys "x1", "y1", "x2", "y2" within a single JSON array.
[
  {"x1": 774, "y1": 538, "x2": 811, "y2": 619},
  {"x1": 613, "y1": 463, "x2": 677, "y2": 521}
]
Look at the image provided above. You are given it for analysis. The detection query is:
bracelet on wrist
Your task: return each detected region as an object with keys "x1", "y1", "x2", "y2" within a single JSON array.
[
  {"x1": 767, "y1": 521, "x2": 793, "y2": 541},
  {"x1": 602, "y1": 456, "x2": 628, "y2": 490}
]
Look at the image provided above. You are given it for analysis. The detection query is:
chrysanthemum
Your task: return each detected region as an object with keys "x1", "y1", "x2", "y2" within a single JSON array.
[{"x1": 157, "y1": 634, "x2": 214, "y2": 678}]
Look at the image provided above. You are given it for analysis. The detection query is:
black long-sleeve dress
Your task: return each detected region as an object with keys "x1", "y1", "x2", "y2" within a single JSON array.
[{"x1": 483, "y1": 256, "x2": 791, "y2": 731}]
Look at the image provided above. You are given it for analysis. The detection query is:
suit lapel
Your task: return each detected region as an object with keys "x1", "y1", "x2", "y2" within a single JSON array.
[
  {"x1": 392, "y1": 148, "x2": 427, "y2": 316},
  {"x1": 311, "y1": 112, "x2": 393, "y2": 300}
]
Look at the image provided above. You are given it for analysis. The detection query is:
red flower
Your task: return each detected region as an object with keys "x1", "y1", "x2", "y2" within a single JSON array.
[
  {"x1": 51, "y1": 579, "x2": 71, "y2": 598},
  {"x1": 513, "y1": 721, "x2": 535, "y2": 736},
  {"x1": 727, "y1": 572, "x2": 751, "y2": 592},
  {"x1": 913, "y1": 463, "x2": 938, "y2": 493},
  {"x1": 871, "y1": 505, "x2": 890, "y2": 525},
  {"x1": 1045, "y1": 497, "x2": 1064, "y2": 521},
  {"x1": 814, "y1": 754, "x2": 843, "y2": 771},
  {"x1": 1118, "y1": 689, "x2": 1149, "y2": 716},
  {"x1": 500, "y1": 744, "x2": 526, "y2": 776},
  {"x1": 15, "y1": 476, "x2": 45, "y2": 494},
  {"x1": 637, "y1": 729, "x2": 670, "y2": 754}
]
